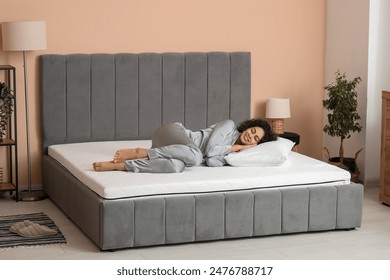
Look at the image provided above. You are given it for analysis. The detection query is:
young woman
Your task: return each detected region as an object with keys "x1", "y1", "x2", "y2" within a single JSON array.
[{"x1": 93, "y1": 119, "x2": 275, "y2": 173}]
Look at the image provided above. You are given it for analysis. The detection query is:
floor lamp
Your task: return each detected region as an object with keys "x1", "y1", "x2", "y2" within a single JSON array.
[{"x1": 2, "y1": 21, "x2": 47, "y2": 201}]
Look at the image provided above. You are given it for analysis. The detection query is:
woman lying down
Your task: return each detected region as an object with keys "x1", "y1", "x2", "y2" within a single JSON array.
[{"x1": 93, "y1": 119, "x2": 275, "y2": 173}]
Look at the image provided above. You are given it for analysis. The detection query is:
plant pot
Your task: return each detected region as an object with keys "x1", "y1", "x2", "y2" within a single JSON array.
[
  {"x1": 328, "y1": 157, "x2": 360, "y2": 183},
  {"x1": 329, "y1": 157, "x2": 357, "y2": 173},
  {"x1": 324, "y1": 148, "x2": 363, "y2": 183}
]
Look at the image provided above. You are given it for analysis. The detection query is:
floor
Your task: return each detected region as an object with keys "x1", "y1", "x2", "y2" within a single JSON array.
[{"x1": 1, "y1": 185, "x2": 390, "y2": 260}]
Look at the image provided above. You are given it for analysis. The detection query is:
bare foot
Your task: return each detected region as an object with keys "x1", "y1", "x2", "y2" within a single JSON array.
[
  {"x1": 113, "y1": 148, "x2": 148, "y2": 162},
  {"x1": 93, "y1": 161, "x2": 126, "y2": 171}
]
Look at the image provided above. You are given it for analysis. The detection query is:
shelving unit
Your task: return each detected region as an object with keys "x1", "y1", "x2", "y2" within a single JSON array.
[{"x1": 0, "y1": 65, "x2": 18, "y2": 201}]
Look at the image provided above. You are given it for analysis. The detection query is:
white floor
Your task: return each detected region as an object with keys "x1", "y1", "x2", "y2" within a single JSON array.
[{"x1": 1, "y1": 185, "x2": 390, "y2": 260}]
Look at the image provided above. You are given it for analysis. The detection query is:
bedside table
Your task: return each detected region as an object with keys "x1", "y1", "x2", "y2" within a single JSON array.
[{"x1": 279, "y1": 132, "x2": 300, "y2": 151}]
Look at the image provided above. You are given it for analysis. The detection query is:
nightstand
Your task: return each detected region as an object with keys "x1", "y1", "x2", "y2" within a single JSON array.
[{"x1": 279, "y1": 132, "x2": 300, "y2": 151}]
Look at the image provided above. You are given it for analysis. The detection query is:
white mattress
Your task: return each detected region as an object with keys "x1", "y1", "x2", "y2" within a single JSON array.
[{"x1": 48, "y1": 140, "x2": 351, "y2": 199}]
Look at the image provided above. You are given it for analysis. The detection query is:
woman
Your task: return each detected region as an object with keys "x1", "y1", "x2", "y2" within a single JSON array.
[{"x1": 93, "y1": 119, "x2": 275, "y2": 173}]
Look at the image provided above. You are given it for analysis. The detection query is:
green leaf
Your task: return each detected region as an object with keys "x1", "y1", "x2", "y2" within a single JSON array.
[{"x1": 323, "y1": 71, "x2": 362, "y2": 158}]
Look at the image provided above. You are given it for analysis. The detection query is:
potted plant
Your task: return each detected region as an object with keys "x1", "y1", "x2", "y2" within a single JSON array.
[
  {"x1": 0, "y1": 82, "x2": 13, "y2": 142},
  {"x1": 323, "y1": 71, "x2": 363, "y2": 182}
]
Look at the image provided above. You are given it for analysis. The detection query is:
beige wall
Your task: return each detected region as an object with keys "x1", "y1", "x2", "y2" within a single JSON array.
[
  {"x1": 0, "y1": 0, "x2": 326, "y2": 187},
  {"x1": 325, "y1": 0, "x2": 370, "y2": 181}
]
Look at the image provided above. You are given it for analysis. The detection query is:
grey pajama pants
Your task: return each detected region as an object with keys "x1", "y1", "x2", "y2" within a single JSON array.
[{"x1": 124, "y1": 123, "x2": 203, "y2": 173}]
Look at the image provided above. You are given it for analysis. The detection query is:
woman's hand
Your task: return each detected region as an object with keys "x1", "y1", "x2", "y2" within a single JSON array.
[{"x1": 231, "y1": 143, "x2": 257, "y2": 153}]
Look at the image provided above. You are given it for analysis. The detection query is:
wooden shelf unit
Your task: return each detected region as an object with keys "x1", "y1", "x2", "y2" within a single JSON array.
[{"x1": 0, "y1": 65, "x2": 18, "y2": 201}]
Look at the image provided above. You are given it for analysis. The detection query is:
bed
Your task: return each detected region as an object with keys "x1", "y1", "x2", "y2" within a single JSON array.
[{"x1": 41, "y1": 52, "x2": 363, "y2": 251}]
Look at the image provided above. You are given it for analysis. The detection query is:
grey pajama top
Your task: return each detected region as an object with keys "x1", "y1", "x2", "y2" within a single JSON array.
[{"x1": 124, "y1": 120, "x2": 241, "y2": 173}]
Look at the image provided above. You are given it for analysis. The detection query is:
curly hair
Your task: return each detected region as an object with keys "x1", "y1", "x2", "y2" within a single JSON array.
[{"x1": 237, "y1": 118, "x2": 276, "y2": 144}]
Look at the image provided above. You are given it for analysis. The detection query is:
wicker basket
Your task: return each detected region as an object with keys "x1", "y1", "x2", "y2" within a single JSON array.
[
  {"x1": 0, "y1": 167, "x2": 3, "y2": 183},
  {"x1": 323, "y1": 147, "x2": 363, "y2": 183}
]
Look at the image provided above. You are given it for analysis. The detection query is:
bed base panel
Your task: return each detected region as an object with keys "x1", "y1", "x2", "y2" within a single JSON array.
[
  {"x1": 43, "y1": 155, "x2": 363, "y2": 251},
  {"x1": 43, "y1": 156, "x2": 102, "y2": 246}
]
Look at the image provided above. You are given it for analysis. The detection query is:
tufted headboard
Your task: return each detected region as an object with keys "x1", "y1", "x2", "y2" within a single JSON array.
[{"x1": 41, "y1": 52, "x2": 251, "y2": 154}]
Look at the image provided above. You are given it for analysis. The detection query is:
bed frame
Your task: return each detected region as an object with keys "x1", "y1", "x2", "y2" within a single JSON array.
[{"x1": 41, "y1": 52, "x2": 363, "y2": 250}]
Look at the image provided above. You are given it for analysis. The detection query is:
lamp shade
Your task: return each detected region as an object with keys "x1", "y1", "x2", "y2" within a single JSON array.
[
  {"x1": 266, "y1": 98, "x2": 291, "y2": 119},
  {"x1": 2, "y1": 21, "x2": 46, "y2": 51}
]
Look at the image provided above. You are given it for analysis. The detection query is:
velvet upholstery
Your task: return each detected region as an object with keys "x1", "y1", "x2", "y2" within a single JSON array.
[
  {"x1": 41, "y1": 52, "x2": 250, "y2": 153},
  {"x1": 43, "y1": 154, "x2": 363, "y2": 250},
  {"x1": 41, "y1": 52, "x2": 364, "y2": 250}
]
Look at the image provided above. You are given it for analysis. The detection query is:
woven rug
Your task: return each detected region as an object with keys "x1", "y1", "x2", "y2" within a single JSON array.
[{"x1": 0, "y1": 212, "x2": 66, "y2": 249}]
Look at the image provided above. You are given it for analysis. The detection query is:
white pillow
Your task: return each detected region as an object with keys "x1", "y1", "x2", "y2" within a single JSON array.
[{"x1": 225, "y1": 137, "x2": 295, "y2": 167}]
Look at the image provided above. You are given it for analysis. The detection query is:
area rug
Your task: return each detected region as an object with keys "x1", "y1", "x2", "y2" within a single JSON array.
[{"x1": 0, "y1": 212, "x2": 66, "y2": 249}]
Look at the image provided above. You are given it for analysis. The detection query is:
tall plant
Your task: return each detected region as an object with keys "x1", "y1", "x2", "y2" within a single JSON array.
[
  {"x1": 0, "y1": 82, "x2": 13, "y2": 142},
  {"x1": 323, "y1": 71, "x2": 362, "y2": 163}
]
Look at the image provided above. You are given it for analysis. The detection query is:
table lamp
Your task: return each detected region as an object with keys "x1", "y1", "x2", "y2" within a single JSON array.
[{"x1": 266, "y1": 98, "x2": 291, "y2": 134}]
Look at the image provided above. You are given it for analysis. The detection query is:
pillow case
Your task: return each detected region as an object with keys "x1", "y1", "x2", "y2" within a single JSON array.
[{"x1": 225, "y1": 137, "x2": 295, "y2": 167}]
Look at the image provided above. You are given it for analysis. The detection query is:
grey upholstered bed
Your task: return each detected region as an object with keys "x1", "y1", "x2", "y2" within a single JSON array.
[{"x1": 41, "y1": 52, "x2": 363, "y2": 250}]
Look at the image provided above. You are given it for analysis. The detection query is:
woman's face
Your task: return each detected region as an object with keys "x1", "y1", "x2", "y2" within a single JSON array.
[{"x1": 239, "y1": 126, "x2": 265, "y2": 145}]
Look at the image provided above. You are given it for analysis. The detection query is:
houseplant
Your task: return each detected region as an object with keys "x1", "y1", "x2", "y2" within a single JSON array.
[
  {"x1": 323, "y1": 71, "x2": 363, "y2": 181},
  {"x1": 0, "y1": 82, "x2": 13, "y2": 142}
]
